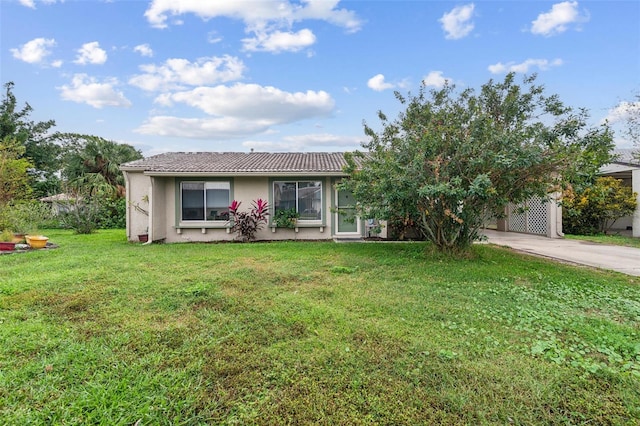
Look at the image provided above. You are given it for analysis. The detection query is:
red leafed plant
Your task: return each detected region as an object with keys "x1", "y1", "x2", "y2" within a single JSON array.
[{"x1": 228, "y1": 198, "x2": 270, "y2": 241}]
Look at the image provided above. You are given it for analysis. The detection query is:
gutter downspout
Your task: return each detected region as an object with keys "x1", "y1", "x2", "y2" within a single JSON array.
[
  {"x1": 123, "y1": 171, "x2": 132, "y2": 241},
  {"x1": 143, "y1": 180, "x2": 153, "y2": 245},
  {"x1": 556, "y1": 198, "x2": 564, "y2": 238},
  {"x1": 550, "y1": 191, "x2": 564, "y2": 238},
  {"x1": 552, "y1": 174, "x2": 564, "y2": 238}
]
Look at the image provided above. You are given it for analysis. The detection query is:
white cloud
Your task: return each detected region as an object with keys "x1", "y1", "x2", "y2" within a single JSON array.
[
  {"x1": 137, "y1": 83, "x2": 335, "y2": 139},
  {"x1": 293, "y1": 0, "x2": 362, "y2": 34},
  {"x1": 439, "y1": 4, "x2": 475, "y2": 40},
  {"x1": 58, "y1": 74, "x2": 131, "y2": 108},
  {"x1": 488, "y1": 58, "x2": 563, "y2": 74},
  {"x1": 531, "y1": 1, "x2": 589, "y2": 36},
  {"x1": 133, "y1": 44, "x2": 153, "y2": 57},
  {"x1": 144, "y1": 0, "x2": 362, "y2": 32},
  {"x1": 367, "y1": 74, "x2": 395, "y2": 92},
  {"x1": 19, "y1": 0, "x2": 60, "y2": 8},
  {"x1": 135, "y1": 116, "x2": 270, "y2": 139},
  {"x1": 243, "y1": 134, "x2": 363, "y2": 152},
  {"x1": 242, "y1": 29, "x2": 317, "y2": 53},
  {"x1": 74, "y1": 42, "x2": 107, "y2": 65},
  {"x1": 603, "y1": 101, "x2": 640, "y2": 124},
  {"x1": 207, "y1": 31, "x2": 223, "y2": 44},
  {"x1": 10, "y1": 37, "x2": 56, "y2": 64},
  {"x1": 157, "y1": 83, "x2": 334, "y2": 121},
  {"x1": 129, "y1": 55, "x2": 245, "y2": 92},
  {"x1": 422, "y1": 71, "x2": 450, "y2": 88},
  {"x1": 143, "y1": 0, "x2": 360, "y2": 56}
]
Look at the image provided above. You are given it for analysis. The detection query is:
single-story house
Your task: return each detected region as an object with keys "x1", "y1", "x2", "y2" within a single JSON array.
[
  {"x1": 39, "y1": 193, "x2": 78, "y2": 215},
  {"x1": 120, "y1": 152, "x2": 382, "y2": 243},
  {"x1": 600, "y1": 149, "x2": 640, "y2": 237}
]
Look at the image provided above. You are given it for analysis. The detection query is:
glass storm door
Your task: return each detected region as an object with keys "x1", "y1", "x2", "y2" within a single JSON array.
[{"x1": 336, "y1": 189, "x2": 360, "y2": 234}]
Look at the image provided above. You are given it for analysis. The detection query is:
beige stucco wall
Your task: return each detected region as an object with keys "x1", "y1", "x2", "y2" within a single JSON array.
[
  {"x1": 150, "y1": 177, "x2": 167, "y2": 241},
  {"x1": 124, "y1": 171, "x2": 151, "y2": 241},
  {"x1": 124, "y1": 173, "x2": 360, "y2": 242}
]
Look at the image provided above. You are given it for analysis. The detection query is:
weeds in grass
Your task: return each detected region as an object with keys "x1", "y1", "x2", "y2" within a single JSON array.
[{"x1": 1, "y1": 230, "x2": 639, "y2": 424}]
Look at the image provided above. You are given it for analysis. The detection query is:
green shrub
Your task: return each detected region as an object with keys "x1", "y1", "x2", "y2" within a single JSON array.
[
  {"x1": 57, "y1": 195, "x2": 103, "y2": 234},
  {"x1": 562, "y1": 177, "x2": 637, "y2": 235},
  {"x1": 0, "y1": 200, "x2": 53, "y2": 234},
  {"x1": 97, "y1": 197, "x2": 126, "y2": 229},
  {"x1": 273, "y1": 207, "x2": 299, "y2": 228}
]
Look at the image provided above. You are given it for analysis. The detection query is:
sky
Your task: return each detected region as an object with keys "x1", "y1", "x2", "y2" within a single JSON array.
[{"x1": 1, "y1": 0, "x2": 639, "y2": 157}]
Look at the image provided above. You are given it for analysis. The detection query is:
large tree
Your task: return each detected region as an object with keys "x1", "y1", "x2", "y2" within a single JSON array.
[
  {"x1": 0, "y1": 136, "x2": 33, "y2": 205},
  {"x1": 342, "y1": 73, "x2": 614, "y2": 253},
  {"x1": 0, "y1": 82, "x2": 60, "y2": 197},
  {"x1": 59, "y1": 133, "x2": 143, "y2": 197}
]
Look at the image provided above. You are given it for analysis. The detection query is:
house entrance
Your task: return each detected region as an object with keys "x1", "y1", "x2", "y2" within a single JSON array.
[{"x1": 335, "y1": 189, "x2": 360, "y2": 235}]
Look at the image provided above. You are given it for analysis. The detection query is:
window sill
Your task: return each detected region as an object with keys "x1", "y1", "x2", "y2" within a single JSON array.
[
  {"x1": 270, "y1": 224, "x2": 325, "y2": 233},
  {"x1": 176, "y1": 223, "x2": 231, "y2": 235}
]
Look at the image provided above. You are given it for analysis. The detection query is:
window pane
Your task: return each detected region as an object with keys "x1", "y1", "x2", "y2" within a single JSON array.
[
  {"x1": 274, "y1": 182, "x2": 297, "y2": 215},
  {"x1": 338, "y1": 189, "x2": 355, "y2": 207},
  {"x1": 205, "y1": 184, "x2": 230, "y2": 221},
  {"x1": 337, "y1": 189, "x2": 357, "y2": 232},
  {"x1": 182, "y1": 182, "x2": 204, "y2": 220},
  {"x1": 338, "y1": 207, "x2": 358, "y2": 232},
  {"x1": 298, "y1": 181, "x2": 322, "y2": 221},
  {"x1": 205, "y1": 182, "x2": 230, "y2": 190}
]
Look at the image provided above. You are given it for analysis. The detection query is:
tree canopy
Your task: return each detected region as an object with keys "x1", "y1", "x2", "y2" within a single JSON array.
[
  {"x1": 0, "y1": 81, "x2": 144, "y2": 232},
  {"x1": 0, "y1": 136, "x2": 33, "y2": 205},
  {"x1": 58, "y1": 133, "x2": 143, "y2": 197},
  {"x1": 342, "y1": 73, "x2": 615, "y2": 253},
  {"x1": 0, "y1": 82, "x2": 60, "y2": 197}
]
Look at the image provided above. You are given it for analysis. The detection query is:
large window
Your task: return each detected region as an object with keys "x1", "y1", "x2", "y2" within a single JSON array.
[
  {"x1": 181, "y1": 181, "x2": 230, "y2": 221},
  {"x1": 273, "y1": 181, "x2": 322, "y2": 222}
]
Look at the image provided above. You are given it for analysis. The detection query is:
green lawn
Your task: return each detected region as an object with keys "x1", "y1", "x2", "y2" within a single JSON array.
[
  {"x1": 565, "y1": 233, "x2": 640, "y2": 249},
  {"x1": 1, "y1": 230, "x2": 639, "y2": 425}
]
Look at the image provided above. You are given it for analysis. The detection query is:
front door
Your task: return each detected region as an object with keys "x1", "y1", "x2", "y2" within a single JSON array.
[{"x1": 336, "y1": 189, "x2": 360, "y2": 235}]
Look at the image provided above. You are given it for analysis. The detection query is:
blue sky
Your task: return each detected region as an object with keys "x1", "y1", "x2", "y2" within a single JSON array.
[{"x1": 2, "y1": 0, "x2": 639, "y2": 156}]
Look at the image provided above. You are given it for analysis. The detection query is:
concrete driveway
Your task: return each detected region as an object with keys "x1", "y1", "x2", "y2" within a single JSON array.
[{"x1": 482, "y1": 230, "x2": 640, "y2": 277}]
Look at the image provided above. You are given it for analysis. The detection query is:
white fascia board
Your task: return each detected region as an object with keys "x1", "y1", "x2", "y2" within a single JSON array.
[
  {"x1": 600, "y1": 163, "x2": 640, "y2": 174},
  {"x1": 143, "y1": 171, "x2": 349, "y2": 177}
]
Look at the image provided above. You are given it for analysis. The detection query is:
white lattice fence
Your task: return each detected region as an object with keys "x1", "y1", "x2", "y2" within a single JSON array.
[
  {"x1": 508, "y1": 197, "x2": 549, "y2": 236},
  {"x1": 508, "y1": 205, "x2": 526, "y2": 233}
]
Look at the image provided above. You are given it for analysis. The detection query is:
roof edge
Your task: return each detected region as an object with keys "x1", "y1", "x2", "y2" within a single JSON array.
[{"x1": 142, "y1": 171, "x2": 349, "y2": 177}]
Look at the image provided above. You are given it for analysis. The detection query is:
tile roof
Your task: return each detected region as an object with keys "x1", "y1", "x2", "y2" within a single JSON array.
[
  {"x1": 613, "y1": 149, "x2": 640, "y2": 166},
  {"x1": 120, "y1": 152, "x2": 364, "y2": 174}
]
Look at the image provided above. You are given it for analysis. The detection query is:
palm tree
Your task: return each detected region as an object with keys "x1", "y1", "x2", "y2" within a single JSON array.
[{"x1": 60, "y1": 134, "x2": 142, "y2": 197}]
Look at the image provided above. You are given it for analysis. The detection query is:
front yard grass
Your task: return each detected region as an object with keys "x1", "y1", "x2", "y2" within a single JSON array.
[
  {"x1": 565, "y1": 233, "x2": 640, "y2": 249},
  {"x1": 1, "y1": 229, "x2": 639, "y2": 424}
]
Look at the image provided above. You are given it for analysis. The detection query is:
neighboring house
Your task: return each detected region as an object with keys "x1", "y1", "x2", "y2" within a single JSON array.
[
  {"x1": 120, "y1": 152, "x2": 381, "y2": 243},
  {"x1": 39, "y1": 193, "x2": 77, "y2": 215},
  {"x1": 600, "y1": 149, "x2": 640, "y2": 237}
]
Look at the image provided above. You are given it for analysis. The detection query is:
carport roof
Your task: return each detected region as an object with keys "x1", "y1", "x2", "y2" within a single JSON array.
[
  {"x1": 612, "y1": 149, "x2": 639, "y2": 166},
  {"x1": 600, "y1": 149, "x2": 640, "y2": 177},
  {"x1": 120, "y1": 152, "x2": 365, "y2": 175}
]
